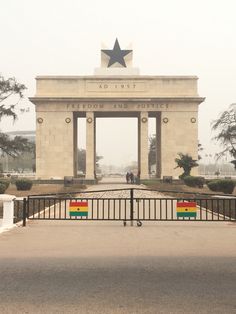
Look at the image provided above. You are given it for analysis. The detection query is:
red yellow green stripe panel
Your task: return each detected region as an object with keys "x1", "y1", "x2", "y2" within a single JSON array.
[
  {"x1": 69, "y1": 201, "x2": 88, "y2": 216},
  {"x1": 177, "y1": 207, "x2": 197, "y2": 213},
  {"x1": 70, "y1": 212, "x2": 88, "y2": 217},
  {"x1": 177, "y1": 212, "x2": 197, "y2": 218},
  {"x1": 176, "y1": 202, "x2": 196, "y2": 208},
  {"x1": 176, "y1": 201, "x2": 197, "y2": 218}
]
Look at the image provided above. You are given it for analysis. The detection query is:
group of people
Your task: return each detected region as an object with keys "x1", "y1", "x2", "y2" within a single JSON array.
[{"x1": 126, "y1": 171, "x2": 140, "y2": 184}]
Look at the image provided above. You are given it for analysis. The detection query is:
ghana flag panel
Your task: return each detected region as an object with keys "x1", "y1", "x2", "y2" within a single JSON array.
[
  {"x1": 176, "y1": 202, "x2": 197, "y2": 218},
  {"x1": 69, "y1": 201, "x2": 88, "y2": 217}
]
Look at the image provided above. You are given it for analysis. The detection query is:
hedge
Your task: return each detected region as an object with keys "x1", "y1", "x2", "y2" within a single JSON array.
[
  {"x1": 15, "y1": 179, "x2": 33, "y2": 191},
  {"x1": 207, "y1": 179, "x2": 235, "y2": 194},
  {"x1": 183, "y1": 176, "x2": 205, "y2": 188},
  {"x1": 0, "y1": 183, "x2": 7, "y2": 194},
  {"x1": 0, "y1": 179, "x2": 10, "y2": 190}
]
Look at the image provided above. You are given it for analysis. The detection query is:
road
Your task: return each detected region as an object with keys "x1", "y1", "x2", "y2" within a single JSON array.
[{"x1": 0, "y1": 184, "x2": 235, "y2": 313}]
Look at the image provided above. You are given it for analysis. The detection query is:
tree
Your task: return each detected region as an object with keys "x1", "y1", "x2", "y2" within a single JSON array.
[
  {"x1": 96, "y1": 154, "x2": 103, "y2": 169},
  {"x1": 198, "y1": 142, "x2": 204, "y2": 160},
  {"x1": 212, "y1": 103, "x2": 236, "y2": 169},
  {"x1": 77, "y1": 149, "x2": 86, "y2": 173},
  {"x1": 0, "y1": 134, "x2": 34, "y2": 158},
  {"x1": 174, "y1": 153, "x2": 198, "y2": 179},
  {"x1": 77, "y1": 149, "x2": 103, "y2": 173},
  {"x1": 148, "y1": 134, "x2": 156, "y2": 173},
  {"x1": 0, "y1": 75, "x2": 31, "y2": 158},
  {"x1": 0, "y1": 75, "x2": 26, "y2": 119}
]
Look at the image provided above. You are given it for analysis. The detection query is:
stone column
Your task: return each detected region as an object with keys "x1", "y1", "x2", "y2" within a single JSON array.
[
  {"x1": 94, "y1": 117, "x2": 97, "y2": 178},
  {"x1": 156, "y1": 112, "x2": 162, "y2": 178},
  {"x1": 86, "y1": 112, "x2": 95, "y2": 180},
  {"x1": 139, "y1": 112, "x2": 149, "y2": 180},
  {"x1": 35, "y1": 111, "x2": 75, "y2": 179},
  {"x1": 161, "y1": 110, "x2": 199, "y2": 178},
  {"x1": 73, "y1": 113, "x2": 78, "y2": 176}
]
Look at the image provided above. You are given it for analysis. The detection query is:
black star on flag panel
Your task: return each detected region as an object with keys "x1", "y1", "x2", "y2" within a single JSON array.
[{"x1": 101, "y1": 39, "x2": 132, "y2": 68}]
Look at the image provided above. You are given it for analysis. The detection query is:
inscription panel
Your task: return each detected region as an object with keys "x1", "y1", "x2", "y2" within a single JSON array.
[
  {"x1": 86, "y1": 80, "x2": 147, "y2": 92},
  {"x1": 66, "y1": 103, "x2": 169, "y2": 111},
  {"x1": 35, "y1": 102, "x2": 199, "y2": 113}
]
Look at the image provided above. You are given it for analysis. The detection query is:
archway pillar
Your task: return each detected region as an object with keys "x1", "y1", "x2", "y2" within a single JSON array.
[
  {"x1": 139, "y1": 112, "x2": 149, "y2": 180},
  {"x1": 85, "y1": 112, "x2": 95, "y2": 180},
  {"x1": 156, "y1": 112, "x2": 161, "y2": 178}
]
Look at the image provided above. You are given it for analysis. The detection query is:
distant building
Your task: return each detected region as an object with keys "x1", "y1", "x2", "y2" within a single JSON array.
[{"x1": 6, "y1": 130, "x2": 35, "y2": 142}]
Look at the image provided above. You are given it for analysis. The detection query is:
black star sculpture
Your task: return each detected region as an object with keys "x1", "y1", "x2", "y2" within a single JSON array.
[{"x1": 102, "y1": 39, "x2": 132, "y2": 68}]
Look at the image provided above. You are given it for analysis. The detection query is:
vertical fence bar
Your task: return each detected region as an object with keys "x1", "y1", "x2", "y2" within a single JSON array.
[
  {"x1": 234, "y1": 199, "x2": 236, "y2": 220},
  {"x1": 108, "y1": 199, "x2": 110, "y2": 220},
  {"x1": 143, "y1": 199, "x2": 146, "y2": 220},
  {"x1": 130, "y1": 189, "x2": 134, "y2": 225},
  {"x1": 48, "y1": 199, "x2": 51, "y2": 219},
  {"x1": 53, "y1": 199, "x2": 56, "y2": 219},
  {"x1": 86, "y1": 199, "x2": 88, "y2": 220},
  {"x1": 92, "y1": 199, "x2": 94, "y2": 219},
  {"x1": 27, "y1": 197, "x2": 30, "y2": 219},
  {"x1": 165, "y1": 199, "x2": 168, "y2": 220},
  {"x1": 37, "y1": 199, "x2": 40, "y2": 219},
  {"x1": 43, "y1": 199, "x2": 46, "y2": 219},
  {"x1": 199, "y1": 199, "x2": 202, "y2": 221},
  {"x1": 171, "y1": 199, "x2": 173, "y2": 220},
  {"x1": 154, "y1": 199, "x2": 156, "y2": 220},
  {"x1": 223, "y1": 199, "x2": 225, "y2": 220},
  {"x1": 32, "y1": 199, "x2": 35, "y2": 218},
  {"x1": 59, "y1": 199, "x2": 61, "y2": 219},
  {"x1": 64, "y1": 199, "x2": 67, "y2": 219},
  {"x1": 15, "y1": 201, "x2": 19, "y2": 222},
  {"x1": 217, "y1": 199, "x2": 220, "y2": 220},
  {"x1": 137, "y1": 199, "x2": 140, "y2": 220},
  {"x1": 125, "y1": 199, "x2": 127, "y2": 221},
  {"x1": 148, "y1": 199, "x2": 151, "y2": 220},
  {"x1": 211, "y1": 199, "x2": 214, "y2": 221},
  {"x1": 119, "y1": 199, "x2": 121, "y2": 220},
  {"x1": 22, "y1": 198, "x2": 27, "y2": 227},
  {"x1": 160, "y1": 199, "x2": 162, "y2": 220},
  {"x1": 232, "y1": 199, "x2": 236, "y2": 220},
  {"x1": 206, "y1": 199, "x2": 208, "y2": 221}
]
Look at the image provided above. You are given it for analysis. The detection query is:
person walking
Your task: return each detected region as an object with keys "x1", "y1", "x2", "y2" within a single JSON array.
[
  {"x1": 126, "y1": 172, "x2": 130, "y2": 183},
  {"x1": 130, "y1": 172, "x2": 134, "y2": 184},
  {"x1": 135, "y1": 170, "x2": 140, "y2": 184}
]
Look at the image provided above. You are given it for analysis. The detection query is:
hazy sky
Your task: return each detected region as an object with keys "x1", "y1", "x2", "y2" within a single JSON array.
[{"x1": 1, "y1": 0, "x2": 236, "y2": 165}]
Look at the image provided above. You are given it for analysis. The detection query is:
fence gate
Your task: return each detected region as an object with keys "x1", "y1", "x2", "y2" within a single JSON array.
[{"x1": 15, "y1": 188, "x2": 236, "y2": 227}]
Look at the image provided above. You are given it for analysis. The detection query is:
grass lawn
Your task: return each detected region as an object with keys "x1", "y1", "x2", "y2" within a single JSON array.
[
  {"x1": 142, "y1": 180, "x2": 236, "y2": 197},
  {"x1": 5, "y1": 183, "x2": 86, "y2": 197}
]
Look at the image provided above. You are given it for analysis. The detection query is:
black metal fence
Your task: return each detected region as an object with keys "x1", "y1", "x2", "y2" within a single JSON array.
[{"x1": 15, "y1": 188, "x2": 236, "y2": 227}]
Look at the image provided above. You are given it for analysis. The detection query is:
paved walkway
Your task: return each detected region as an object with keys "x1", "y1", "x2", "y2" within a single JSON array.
[{"x1": 0, "y1": 184, "x2": 235, "y2": 313}]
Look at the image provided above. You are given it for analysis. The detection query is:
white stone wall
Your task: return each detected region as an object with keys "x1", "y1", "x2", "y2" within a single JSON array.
[{"x1": 35, "y1": 76, "x2": 199, "y2": 98}]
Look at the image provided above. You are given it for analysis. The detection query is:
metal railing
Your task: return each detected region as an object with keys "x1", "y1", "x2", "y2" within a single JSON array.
[{"x1": 14, "y1": 188, "x2": 235, "y2": 227}]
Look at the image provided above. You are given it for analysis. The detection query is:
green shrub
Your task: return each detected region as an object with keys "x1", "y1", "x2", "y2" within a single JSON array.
[
  {"x1": 179, "y1": 173, "x2": 186, "y2": 180},
  {"x1": 207, "y1": 179, "x2": 235, "y2": 194},
  {"x1": 0, "y1": 179, "x2": 10, "y2": 190},
  {"x1": 207, "y1": 180, "x2": 221, "y2": 192},
  {"x1": 15, "y1": 179, "x2": 33, "y2": 191},
  {"x1": 183, "y1": 176, "x2": 205, "y2": 188},
  {"x1": 0, "y1": 183, "x2": 7, "y2": 194},
  {"x1": 218, "y1": 180, "x2": 235, "y2": 194}
]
